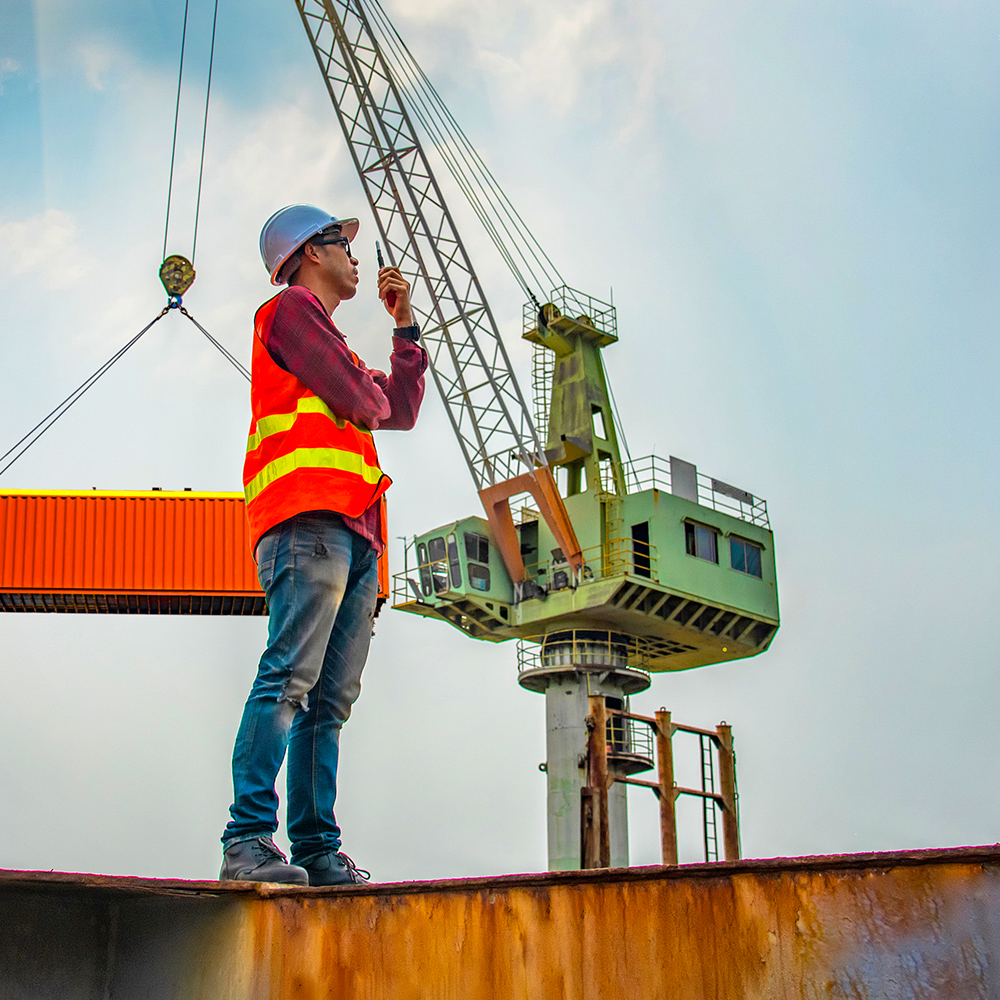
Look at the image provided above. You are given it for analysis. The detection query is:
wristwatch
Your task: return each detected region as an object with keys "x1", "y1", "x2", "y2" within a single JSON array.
[{"x1": 393, "y1": 324, "x2": 420, "y2": 342}]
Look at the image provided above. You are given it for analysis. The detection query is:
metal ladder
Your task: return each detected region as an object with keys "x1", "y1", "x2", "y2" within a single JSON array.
[
  {"x1": 700, "y1": 734, "x2": 719, "y2": 863},
  {"x1": 602, "y1": 495, "x2": 627, "y2": 576}
]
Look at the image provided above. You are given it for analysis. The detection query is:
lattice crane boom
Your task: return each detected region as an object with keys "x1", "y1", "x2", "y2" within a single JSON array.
[{"x1": 294, "y1": 0, "x2": 544, "y2": 491}]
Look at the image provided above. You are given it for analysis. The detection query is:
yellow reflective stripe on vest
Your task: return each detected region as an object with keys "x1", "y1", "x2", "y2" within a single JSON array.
[
  {"x1": 244, "y1": 447, "x2": 382, "y2": 503},
  {"x1": 246, "y1": 396, "x2": 370, "y2": 454}
]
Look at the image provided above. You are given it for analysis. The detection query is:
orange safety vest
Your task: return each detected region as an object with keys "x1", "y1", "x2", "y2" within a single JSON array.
[{"x1": 243, "y1": 292, "x2": 391, "y2": 555}]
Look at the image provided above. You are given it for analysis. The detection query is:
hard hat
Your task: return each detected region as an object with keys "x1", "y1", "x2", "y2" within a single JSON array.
[{"x1": 260, "y1": 204, "x2": 360, "y2": 286}]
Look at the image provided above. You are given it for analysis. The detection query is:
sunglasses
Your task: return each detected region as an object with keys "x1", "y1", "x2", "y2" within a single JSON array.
[{"x1": 312, "y1": 231, "x2": 353, "y2": 258}]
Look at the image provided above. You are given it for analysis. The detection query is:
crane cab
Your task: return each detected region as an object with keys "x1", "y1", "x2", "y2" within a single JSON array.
[{"x1": 393, "y1": 457, "x2": 778, "y2": 671}]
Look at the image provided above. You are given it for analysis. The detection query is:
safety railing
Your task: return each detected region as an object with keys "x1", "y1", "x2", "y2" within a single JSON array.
[
  {"x1": 524, "y1": 538, "x2": 659, "y2": 594},
  {"x1": 606, "y1": 708, "x2": 654, "y2": 763},
  {"x1": 601, "y1": 455, "x2": 770, "y2": 529},
  {"x1": 516, "y1": 630, "x2": 656, "y2": 676},
  {"x1": 522, "y1": 285, "x2": 618, "y2": 341},
  {"x1": 695, "y1": 472, "x2": 769, "y2": 527}
]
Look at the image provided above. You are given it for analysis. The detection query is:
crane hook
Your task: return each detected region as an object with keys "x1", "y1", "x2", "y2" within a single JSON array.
[{"x1": 159, "y1": 255, "x2": 196, "y2": 307}]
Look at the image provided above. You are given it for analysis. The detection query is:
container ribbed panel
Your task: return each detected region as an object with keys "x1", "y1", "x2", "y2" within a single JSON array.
[
  {"x1": 0, "y1": 492, "x2": 263, "y2": 613},
  {"x1": 0, "y1": 490, "x2": 388, "y2": 614}
]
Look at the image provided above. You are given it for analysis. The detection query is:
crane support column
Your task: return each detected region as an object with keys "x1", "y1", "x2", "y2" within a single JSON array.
[{"x1": 520, "y1": 631, "x2": 650, "y2": 871}]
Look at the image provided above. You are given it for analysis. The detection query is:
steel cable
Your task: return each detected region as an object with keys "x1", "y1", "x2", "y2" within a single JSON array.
[
  {"x1": 162, "y1": 0, "x2": 191, "y2": 263},
  {"x1": 180, "y1": 306, "x2": 251, "y2": 382},
  {"x1": 0, "y1": 309, "x2": 170, "y2": 480},
  {"x1": 362, "y1": 0, "x2": 565, "y2": 300},
  {"x1": 191, "y1": 0, "x2": 220, "y2": 265}
]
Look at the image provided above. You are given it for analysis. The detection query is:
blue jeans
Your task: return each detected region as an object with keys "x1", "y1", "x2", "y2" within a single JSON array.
[{"x1": 223, "y1": 511, "x2": 378, "y2": 864}]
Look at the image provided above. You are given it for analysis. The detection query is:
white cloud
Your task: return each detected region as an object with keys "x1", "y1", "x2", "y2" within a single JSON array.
[
  {"x1": 0, "y1": 209, "x2": 91, "y2": 289},
  {"x1": 0, "y1": 56, "x2": 19, "y2": 94},
  {"x1": 77, "y1": 40, "x2": 116, "y2": 91},
  {"x1": 389, "y1": 0, "x2": 666, "y2": 130}
]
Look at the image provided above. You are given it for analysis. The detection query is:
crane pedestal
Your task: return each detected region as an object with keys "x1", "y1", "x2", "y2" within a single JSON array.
[{"x1": 518, "y1": 631, "x2": 651, "y2": 871}]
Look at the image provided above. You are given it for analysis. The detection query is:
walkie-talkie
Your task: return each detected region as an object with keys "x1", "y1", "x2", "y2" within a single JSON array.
[{"x1": 376, "y1": 241, "x2": 396, "y2": 310}]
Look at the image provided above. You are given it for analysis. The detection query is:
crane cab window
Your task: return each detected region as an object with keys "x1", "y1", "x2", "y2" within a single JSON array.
[
  {"x1": 730, "y1": 537, "x2": 762, "y2": 578},
  {"x1": 684, "y1": 521, "x2": 718, "y2": 564},
  {"x1": 464, "y1": 532, "x2": 490, "y2": 564},
  {"x1": 464, "y1": 532, "x2": 491, "y2": 591},
  {"x1": 446, "y1": 533, "x2": 462, "y2": 588},
  {"x1": 416, "y1": 542, "x2": 432, "y2": 596},
  {"x1": 427, "y1": 536, "x2": 449, "y2": 592}
]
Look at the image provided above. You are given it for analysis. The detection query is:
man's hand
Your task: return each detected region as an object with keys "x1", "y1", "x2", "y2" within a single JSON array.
[{"x1": 377, "y1": 267, "x2": 413, "y2": 327}]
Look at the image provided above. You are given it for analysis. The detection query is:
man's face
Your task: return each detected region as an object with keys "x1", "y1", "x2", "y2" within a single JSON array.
[{"x1": 309, "y1": 229, "x2": 358, "y2": 299}]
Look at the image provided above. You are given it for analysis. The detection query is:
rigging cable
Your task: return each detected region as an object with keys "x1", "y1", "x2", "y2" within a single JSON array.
[
  {"x1": 363, "y1": 0, "x2": 564, "y2": 299},
  {"x1": 180, "y1": 307, "x2": 251, "y2": 382},
  {"x1": 190, "y1": 0, "x2": 220, "y2": 265},
  {"x1": 0, "y1": 2, "x2": 245, "y2": 481},
  {"x1": 162, "y1": 0, "x2": 191, "y2": 263},
  {"x1": 0, "y1": 309, "x2": 170, "y2": 479},
  {"x1": 369, "y1": 0, "x2": 559, "y2": 292},
  {"x1": 605, "y1": 370, "x2": 640, "y2": 491},
  {"x1": 363, "y1": 0, "x2": 641, "y2": 484}
]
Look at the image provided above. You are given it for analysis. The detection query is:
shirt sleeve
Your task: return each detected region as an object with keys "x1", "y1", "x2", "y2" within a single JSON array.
[
  {"x1": 263, "y1": 286, "x2": 426, "y2": 431},
  {"x1": 363, "y1": 337, "x2": 428, "y2": 431}
]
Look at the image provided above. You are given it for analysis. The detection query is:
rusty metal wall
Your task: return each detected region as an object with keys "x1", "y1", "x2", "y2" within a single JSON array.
[{"x1": 2, "y1": 847, "x2": 999, "y2": 999}]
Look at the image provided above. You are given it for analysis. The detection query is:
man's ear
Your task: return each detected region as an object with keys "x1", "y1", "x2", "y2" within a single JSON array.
[{"x1": 301, "y1": 241, "x2": 321, "y2": 264}]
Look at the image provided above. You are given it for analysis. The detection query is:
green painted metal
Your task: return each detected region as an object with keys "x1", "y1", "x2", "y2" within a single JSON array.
[
  {"x1": 395, "y1": 485, "x2": 777, "y2": 671},
  {"x1": 524, "y1": 294, "x2": 624, "y2": 497},
  {"x1": 393, "y1": 289, "x2": 779, "y2": 674}
]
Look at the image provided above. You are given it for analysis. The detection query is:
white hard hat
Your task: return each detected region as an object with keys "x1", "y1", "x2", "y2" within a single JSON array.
[{"x1": 259, "y1": 204, "x2": 360, "y2": 286}]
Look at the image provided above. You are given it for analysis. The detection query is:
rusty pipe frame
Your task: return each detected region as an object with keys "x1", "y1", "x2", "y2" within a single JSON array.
[
  {"x1": 581, "y1": 695, "x2": 611, "y2": 869},
  {"x1": 592, "y1": 705, "x2": 741, "y2": 866}
]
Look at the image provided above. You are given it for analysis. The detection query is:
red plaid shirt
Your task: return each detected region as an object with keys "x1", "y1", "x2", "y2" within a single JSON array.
[{"x1": 258, "y1": 285, "x2": 427, "y2": 551}]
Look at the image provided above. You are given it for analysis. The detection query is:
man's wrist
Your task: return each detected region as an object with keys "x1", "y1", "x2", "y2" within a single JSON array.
[{"x1": 393, "y1": 323, "x2": 420, "y2": 342}]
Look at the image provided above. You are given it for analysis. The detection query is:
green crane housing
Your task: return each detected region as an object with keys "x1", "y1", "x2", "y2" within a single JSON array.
[{"x1": 393, "y1": 287, "x2": 778, "y2": 675}]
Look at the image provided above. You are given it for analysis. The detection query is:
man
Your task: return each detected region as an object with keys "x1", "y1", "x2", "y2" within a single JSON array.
[{"x1": 220, "y1": 204, "x2": 426, "y2": 886}]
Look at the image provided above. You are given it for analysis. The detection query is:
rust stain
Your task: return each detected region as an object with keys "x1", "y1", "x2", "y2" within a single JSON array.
[{"x1": 3, "y1": 848, "x2": 1000, "y2": 998}]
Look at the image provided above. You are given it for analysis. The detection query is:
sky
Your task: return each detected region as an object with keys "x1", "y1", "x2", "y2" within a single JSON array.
[{"x1": 0, "y1": 0, "x2": 998, "y2": 883}]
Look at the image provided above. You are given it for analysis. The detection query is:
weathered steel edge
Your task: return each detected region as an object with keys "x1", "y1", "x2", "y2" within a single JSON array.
[{"x1": 3, "y1": 843, "x2": 999, "y2": 900}]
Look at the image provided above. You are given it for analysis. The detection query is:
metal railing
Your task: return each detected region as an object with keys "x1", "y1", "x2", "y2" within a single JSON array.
[
  {"x1": 517, "y1": 630, "x2": 656, "y2": 676},
  {"x1": 607, "y1": 709, "x2": 654, "y2": 763},
  {"x1": 696, "y1": 472, "x2": 769, "y2": 528},
  {"x1": 525, "y1": 539, "x2": 658, "y2": 593},
  {"x1": 522, "y1": 285, "x2": 618, "y2": 340},
  {"x1": 602, "y1": 455, "x2": 770, "y2": 529}
]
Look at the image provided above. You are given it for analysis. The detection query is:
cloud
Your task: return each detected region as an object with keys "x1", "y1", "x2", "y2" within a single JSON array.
[
  {"x1": 0, "y1": 209, "x2": 91, "y2": 289},
  {"x1": 0, "y1": 56, "x2": 19, "y2": 94},
  {"x1": 388, "y1": 0, "x2": 666, "y2": 130},
  {"x1": 77, "y1": 40, "x2": 116, "y2": 91}
]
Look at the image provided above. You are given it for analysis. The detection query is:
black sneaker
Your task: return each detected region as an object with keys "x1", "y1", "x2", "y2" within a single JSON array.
[
  {"x1": 220, "y1": 836, "x2": 309, "y2": 885},
  {"x1": 299, "y1": 850, "x2": 371, "y2": 887}
]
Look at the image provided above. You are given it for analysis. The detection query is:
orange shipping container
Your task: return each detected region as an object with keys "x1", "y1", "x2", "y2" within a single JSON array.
[
  {"x1": 0, "y1": 491, "x2": 265, "y2": 614},
  {"x1": 0, "y1": 491, "x2": 390, "y2": 615}
]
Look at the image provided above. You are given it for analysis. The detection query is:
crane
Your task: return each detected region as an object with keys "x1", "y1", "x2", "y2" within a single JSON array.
[{"x1": 295, "y1": 0, "x2": 780, "y2": 870}]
